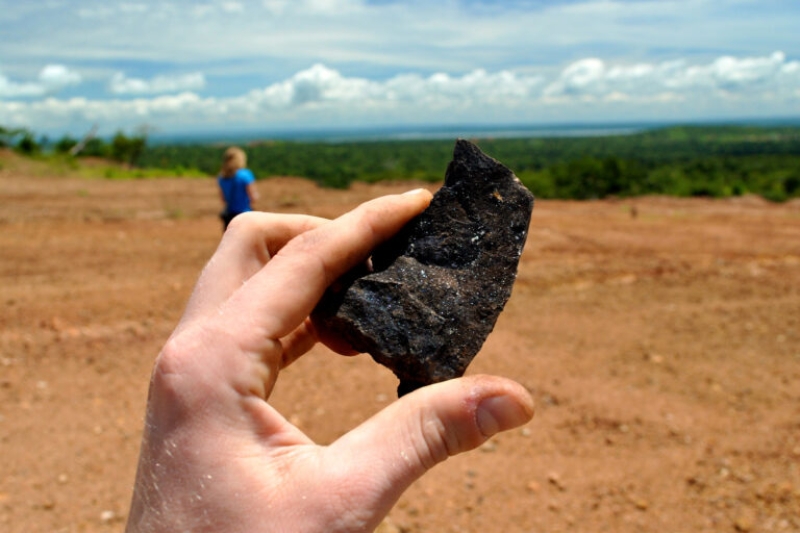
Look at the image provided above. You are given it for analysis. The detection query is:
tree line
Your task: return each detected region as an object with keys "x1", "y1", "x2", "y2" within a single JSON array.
[
  {"x1": 4, "y1": 123, "x2": 800, "y2": 201},
  {"x1": 1, "y1": 126, "x2": 147, "y2": 167},
  {"x1": 138, "y1": 125, "x2": 800, "y2": 201}
]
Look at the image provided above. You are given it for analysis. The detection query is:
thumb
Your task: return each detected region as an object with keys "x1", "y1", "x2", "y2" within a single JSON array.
[{"x1": 326, "y1": 375, "x2": 534, "y2": 511}]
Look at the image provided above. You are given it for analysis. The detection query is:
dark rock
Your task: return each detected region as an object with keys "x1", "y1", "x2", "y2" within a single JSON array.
[{"x1": 314, "y1": 139, "x2": 534, "y2": 396}]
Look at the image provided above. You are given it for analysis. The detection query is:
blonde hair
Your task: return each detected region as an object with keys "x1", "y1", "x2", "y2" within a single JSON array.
[{"x1": 221, "y1": 146, "x2": 247, "y2": 177}]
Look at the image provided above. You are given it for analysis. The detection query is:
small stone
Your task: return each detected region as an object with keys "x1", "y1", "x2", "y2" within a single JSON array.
[
  {"x1": 548, "y1": 472, "x2": 566, "y2": 491},
  {"x1": 100, "y1": 510, "x2": 116, "y2": 523},
  {"x1": 288, "y1": 414, "x2": 303, "y2": 428},
  {"x1": 479, "y1": 440, "x2": 497, "y2": 453},
  {"x1": 315, "y1": 140, "x2": 534, "y2": 396},
  {"x1": 526, "y1": 481, "x2": 541, "y2": 493},
  {"x1": 374, "y1": 518, "x2": 403, "y2": 533}
]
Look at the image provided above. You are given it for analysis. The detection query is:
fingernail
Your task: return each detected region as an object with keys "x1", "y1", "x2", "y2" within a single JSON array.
[
  {"x1": 476, "y1": 395, "x2": 534, "y2": 438},
  {"x1": 402, "y1": 188, "x2": 426, "y2": 195}
]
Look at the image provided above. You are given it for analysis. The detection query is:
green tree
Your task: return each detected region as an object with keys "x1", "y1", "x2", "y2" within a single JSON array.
[
  {"x1": 111, "y1": 130, "x2": 147, "y2": 166},
  {"x1": 54, "y1": 135, "x2": 78, "y2": 153},
  {"x1": 16, "y1": 131, "x2": 40, "y2": 155},
  {"x1": 81, "y1": 137, "x2": 110, "y2": 157},
  {"x1": 0, "y1": 126, "x2": 25, "y2": 148}
]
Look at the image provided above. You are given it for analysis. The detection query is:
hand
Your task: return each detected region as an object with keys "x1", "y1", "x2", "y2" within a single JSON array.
[{"x1": 125, "y1": 190, "x2": 534, "y2": 533}]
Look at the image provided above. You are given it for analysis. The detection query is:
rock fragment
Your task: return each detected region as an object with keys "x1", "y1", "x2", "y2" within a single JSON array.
[{"x1": 314, "y1": 139, "x2": 534, "y2": 396}]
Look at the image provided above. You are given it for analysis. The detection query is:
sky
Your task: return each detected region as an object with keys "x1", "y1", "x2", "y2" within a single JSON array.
[{"x1": 1, "y1": 0, "x2": 799, "y2": 138}]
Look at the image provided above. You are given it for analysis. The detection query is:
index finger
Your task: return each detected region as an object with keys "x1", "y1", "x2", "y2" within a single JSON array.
[
  {"x1": 221, "y1": 189, "x2": 432, "y2": 342},
  {"x1": 178, "y1": 213, "x2": 329, "y2": 331}
]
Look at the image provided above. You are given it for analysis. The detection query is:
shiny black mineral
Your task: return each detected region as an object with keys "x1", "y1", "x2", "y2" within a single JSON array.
[{"x1": 314, "y1": 139, "x2": 534, "y2": 396}]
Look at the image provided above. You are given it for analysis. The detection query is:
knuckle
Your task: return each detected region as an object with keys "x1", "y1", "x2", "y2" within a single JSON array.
[
  {"x1": 413, "y1": 410, "x2": 459, "y2": 470},
  {"x1": 280, "y1": 232, "x2": 336, "y2": 283},
  {"x1": 151, "y1": 325, "x2": 218, "y2": 403},
  {"x1": 354, "y1": 202, "x2": 384, "y2": 240},
  {"x1": 224, "y1": 210, "x2": 260, "y2": 234},
  {"x1": 222, "y1": 212, "x2": 273, "y2": 263},
  {"x1": 155, "y1": 332, "x2": 196, "y2": 378}
]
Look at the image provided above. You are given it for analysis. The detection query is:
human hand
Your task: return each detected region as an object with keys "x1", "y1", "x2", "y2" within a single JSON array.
[{"x1": 125, "y1": 190, "x2": 534, "y2": 533}]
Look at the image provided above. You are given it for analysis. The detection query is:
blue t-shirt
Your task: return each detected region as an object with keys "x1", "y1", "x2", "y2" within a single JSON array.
[{"x1": 218, "y1": 168, "x2": 255, "y2": 214}]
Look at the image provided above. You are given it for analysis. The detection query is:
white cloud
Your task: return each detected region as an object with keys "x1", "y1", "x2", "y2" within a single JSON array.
[
  {"x1": 39, "y1": 64, "x2": 82, "y2": 90},
  {"x1": 119, "y1": 3, "x2": 149, "y2": 14},
  {"x1": 0, "y1": 65, "x2": 81, "y2": 98},
  {"x1": 2, "y1": 52, "x2": 799, "y2": 134},
  {"x1": 220, "y1": 1, "x2": 245, "y2": 13},
  {"x1": 0, "y1": 73, "x2": 44, "y2": 98},
  {"x1": 302, "y1": 0, "x2": 360, "y2": 14},
  {"x1": 261, "y1": 0, "x2": 290, "y2": 14},
  {"x1": 76, "y1": 6, "x2": 115, "y2": 19},
  {"x1": 109, "y1": 72, "x2": 206, "y2": 95},
  {"x1": 243, "y1": 64, "x2": 544, "y2": 112},
  {"x1": 543, "y1": 51, "x2": 800, "y2": 101},
  {"x1": 680, "y1": 51, "x2": 790, "y2": 91}
]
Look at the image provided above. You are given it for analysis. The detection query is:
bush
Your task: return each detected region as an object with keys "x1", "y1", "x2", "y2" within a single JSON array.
[
  {"x1": 54, "y1": 135, "x2": 78, "y2": 154},
  {"x1": 16, "y1": 132, "x2": 40, "y2": 155}
]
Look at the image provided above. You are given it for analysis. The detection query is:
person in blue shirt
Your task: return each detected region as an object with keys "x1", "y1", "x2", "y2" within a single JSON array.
[{"x1": 218, "y1": 146, "x2": 260, "y2": 230}]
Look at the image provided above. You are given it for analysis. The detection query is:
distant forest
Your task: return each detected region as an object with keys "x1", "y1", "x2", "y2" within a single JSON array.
[
  {"x1": 4, "y1": 124, "x2": 800, "y2": 201},
  {"x1": 138, "y1": 125, "x2": 800, "y2": 201}
]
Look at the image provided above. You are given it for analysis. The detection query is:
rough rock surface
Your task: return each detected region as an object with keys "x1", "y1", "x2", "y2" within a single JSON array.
[{"x1": 314, "y1": 139, "x2": 535, "y2": 396}]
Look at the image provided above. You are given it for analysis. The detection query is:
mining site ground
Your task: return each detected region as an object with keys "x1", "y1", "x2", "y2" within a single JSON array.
[{"x1": 1, "y1": 152, "x2": 799, "y2": 532}]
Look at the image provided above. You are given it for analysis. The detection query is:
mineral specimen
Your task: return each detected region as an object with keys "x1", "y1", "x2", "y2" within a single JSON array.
[{"x1": 314, "y1": 139, "x2": 534, "y2": 396}]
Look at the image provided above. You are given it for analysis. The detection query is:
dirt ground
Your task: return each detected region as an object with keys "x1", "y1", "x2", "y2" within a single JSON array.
[{"x1": 1, "y1": 149, "x2": 799, "y2": 533}]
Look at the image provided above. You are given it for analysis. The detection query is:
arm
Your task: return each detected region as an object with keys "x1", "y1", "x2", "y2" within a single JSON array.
[{"x1": 246, "y1": 181, "x2": 259, "y2": 205}]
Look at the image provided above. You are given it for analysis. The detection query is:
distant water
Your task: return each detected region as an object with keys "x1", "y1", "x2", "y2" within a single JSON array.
[
  {"x1": 310, "y1": 123, "x2": 648, "y2": 142},
  {"x1": 148, "y1": 118, "x2": 800, "y2": 145},
  {"x1": 148, "y1": 122, "x2": 654, "y2": 145}
]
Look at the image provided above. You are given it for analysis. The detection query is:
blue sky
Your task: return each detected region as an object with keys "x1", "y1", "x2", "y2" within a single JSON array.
[{"x1": 1, "y1": 0, "x2": 799, "y2": 137}]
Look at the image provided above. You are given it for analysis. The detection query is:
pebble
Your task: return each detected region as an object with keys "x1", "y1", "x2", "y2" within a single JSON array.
[
  {"x1": 375, "y1": 519, "x2": 402, "y2": 533},
  {"x1": 548, "y1": 472, "x2": 566, "y2": 491},
  {"x1": 633, "y1": 498, "x2": 649, "y2": 511},
  {"x1": 479, "y1": 440, "x2": 497, "y2": 453},
  {"x1": 100, "y1": 510, "x2": 116, "y2": 523}
]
